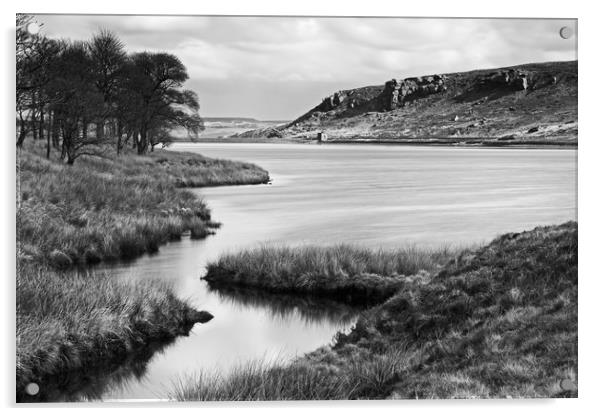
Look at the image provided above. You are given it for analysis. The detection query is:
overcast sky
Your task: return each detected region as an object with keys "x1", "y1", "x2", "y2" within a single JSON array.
[{"x1": 36, "y1": 15, "x2": 577, "y2": 120}]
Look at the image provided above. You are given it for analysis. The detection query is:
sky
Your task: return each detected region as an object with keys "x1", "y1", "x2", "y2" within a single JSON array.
[{"x1": 36, "y1": 15, "x2": 577, "y2": 120}]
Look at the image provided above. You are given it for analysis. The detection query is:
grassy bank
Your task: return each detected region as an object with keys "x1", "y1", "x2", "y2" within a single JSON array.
[
  {"x1": 16, "y1": 141, "x2": 269, "y2": 401},
  {"x1": 16, "y1": 263, "x2": 212, "y2": 402},
  {"x1": 18, "y1": 143, "x2": 269, "y2": 266},
  {"x1": 176, "y1": 222, "x2": 577, "y2": 400},
  {"x1": 204, "y1": 245, "x2": 458, "y2": 304}
]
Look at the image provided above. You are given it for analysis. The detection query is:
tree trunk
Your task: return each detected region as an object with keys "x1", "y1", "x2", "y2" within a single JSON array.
[
  {"x1": 96, "y1": 120, "x2": 104, "y2": 139},
  {"x1": 31, "y1": 110, "x2": 38, "y2": 141},
  {"x1": 46, "y1": 112, "x2": 51, "y2": 159},
  {"x1": 39, "y1": 109, "x2": 45, "y2": 141},
  {"x1": 17, "y1": 130, "x2": 27, "y2": 147},
  {"x1": 16, "y1": 115, "x2": 27, "y2": 147},
  {"x1": 60, "y1": 125, "x2": 68, "y2": 161},
  {"x1": 46, "y1": 131, "x2": 51, "y2": 159},
  {"x1": 63, "y1": 128, "x2": 76, "y2": 165},
  {"x1": 137, "y1": 128, "x2": 148, "y2": 155},
  {"x1": 51, "y1": 112, "x2": 61, "y2": 148},
  {"x1": 116, "y1": 120, "x2": 123, "y2": 155}
]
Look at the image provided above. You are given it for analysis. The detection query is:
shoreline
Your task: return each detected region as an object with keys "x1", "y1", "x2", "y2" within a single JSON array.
[{"x1": 175, "y1": 137, "x2": 577, "y2": 149}]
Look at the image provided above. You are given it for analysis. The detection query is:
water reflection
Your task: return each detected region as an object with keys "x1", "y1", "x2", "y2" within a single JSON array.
[
  {"x1": 18, "y1": 338, "x2": 176, "y2": 403},
  {"x1": 206, "y1": 283, "x2": 362, "y2": 327}
]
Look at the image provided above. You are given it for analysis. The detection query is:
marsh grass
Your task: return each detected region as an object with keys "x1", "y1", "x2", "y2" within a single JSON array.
[
  {"x1": 16, "y1": 262, "x2": 200, "y2": 401},
  {"x1": 171, "y1": 346, "x2": 423, "y2": 401},
  {"x1": 205, "y1": 244, "x2": 459, "y2": 303},
  {"x1": 178, "y1": 222, "x2": 578, "y2": 400},
  {"x1": 171, "y1": 359, "x2": 352, "y2": 401},
  {"x1": 17, "y1": 142, "x2": 268, "y2": 266}
]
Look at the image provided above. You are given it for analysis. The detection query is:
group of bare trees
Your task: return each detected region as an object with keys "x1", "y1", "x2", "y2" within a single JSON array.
[{"x1": 16, "y1": 14, "x2": 203, "y2": 163}]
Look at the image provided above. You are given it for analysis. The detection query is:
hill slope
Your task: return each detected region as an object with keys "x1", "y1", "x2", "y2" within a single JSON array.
[{"x1": 237, "y1": 61, "x2": 577, "y2": 145}]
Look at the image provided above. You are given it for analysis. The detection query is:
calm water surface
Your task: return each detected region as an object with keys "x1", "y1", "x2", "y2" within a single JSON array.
[{"x1": 93, "y1": 143, "x2": 575, "y2": 400}]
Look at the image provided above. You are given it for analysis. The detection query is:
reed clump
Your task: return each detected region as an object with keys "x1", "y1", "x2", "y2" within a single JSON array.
[{"x1": 205, "y1": 244, "x2": 457, "y2": 303}]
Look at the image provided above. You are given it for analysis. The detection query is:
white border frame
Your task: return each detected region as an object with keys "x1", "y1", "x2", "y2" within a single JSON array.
[{"x1": 2, "y1": 1, "x2": 598, "y2": 415}]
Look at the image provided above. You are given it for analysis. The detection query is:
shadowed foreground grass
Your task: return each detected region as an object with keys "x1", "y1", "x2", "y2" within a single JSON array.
[
  {"x1": 176, "y1": 222, "x2": 577, "y2": 400},
  {"x1": 204, "y1": 245, "x2": 458, "y2": 303},
  {"x1": 16, "y1": 263, "x2": 209, "y2": 402}
]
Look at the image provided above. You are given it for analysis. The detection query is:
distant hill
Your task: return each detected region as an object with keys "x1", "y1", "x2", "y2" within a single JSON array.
[
  {"x1": 203, "y1": 117, "x2": 290, "y2": 124},
  {"x1": 204, "y1": 117, "x2": 260, "y2": 123},
  {"x1": 236, "y1": 61, "x2": 577, "y2": 145},
  {"x1": 170, "y1": 117, "x2": 290, "y2": 141}
]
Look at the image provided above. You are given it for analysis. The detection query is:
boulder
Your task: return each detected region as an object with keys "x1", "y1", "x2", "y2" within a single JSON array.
[{"x1": 527, "y1": 126, "x2": 539, "y2": 133}]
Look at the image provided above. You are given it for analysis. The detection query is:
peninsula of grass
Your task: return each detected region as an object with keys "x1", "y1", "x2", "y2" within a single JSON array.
[
  {"x1": 177, "y1": 222, "x2": 577, "y2": 400},
  {"x1": 16, "y1": 141, "x2": 270, "y2": 401},
  {"x1": 204, "y1": 245, "x2": 458, "y2": 304}
]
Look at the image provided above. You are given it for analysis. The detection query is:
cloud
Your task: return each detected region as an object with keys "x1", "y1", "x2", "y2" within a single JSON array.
[{"x1": 34, "y1": 14, "x2": 577, "y2": 119}]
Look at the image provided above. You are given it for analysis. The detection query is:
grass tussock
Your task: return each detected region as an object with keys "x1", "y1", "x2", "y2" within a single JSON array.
[
  {"x1": 16, "y1": 262, "x2": 202, "y2": 401},
  {"x1": 17, "y1": 142, "x2": 269, "y2": 266},
  {"x1": 171, "y1": 347, "x2": 422, "y2": 401},
  {"x1": 205, "y1": 244, "x2": 458, "y2": 303},
  {"x1": 179, "y1": 222, "x2": 577, "y2": 400}
]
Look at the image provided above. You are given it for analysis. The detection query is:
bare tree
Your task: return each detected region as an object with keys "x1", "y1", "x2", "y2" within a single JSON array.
[
  {"x1": 16, "y1": 15, "x2": 61, "y2": 148},
  {"x1": 46, "y1": 41, "x2": 107, "y2": 164}
]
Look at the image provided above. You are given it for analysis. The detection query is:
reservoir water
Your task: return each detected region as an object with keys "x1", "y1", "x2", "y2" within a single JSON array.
[{"x1": 87, "y1": 143, "x2": 575, "y2": 400}]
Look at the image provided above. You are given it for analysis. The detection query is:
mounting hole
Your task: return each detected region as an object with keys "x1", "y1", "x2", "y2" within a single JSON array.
[
  {"x1": 25, "y1": 382, "x2": 39, "y2": 396},
  {"x1": 559, "y1": 26, "x2": 573, "y2": 40}
]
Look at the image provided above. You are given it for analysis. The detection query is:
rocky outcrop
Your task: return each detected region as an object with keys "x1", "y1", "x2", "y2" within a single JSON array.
[
  {"x1": 313, "y1": 75, "x2": 448, "y2": 115},
  {"x1": 316, "y1": 90, "x2": 370, "y2": 113},
  {"x1": 381, "y1": 74, "x2": 448, "y2": 110},
  {"x1": 266, "y1": 127, "x2": 283, "y2": 138},
  {"x1": 478, "y1": 68, "x2": 531, "y2": 91}
]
